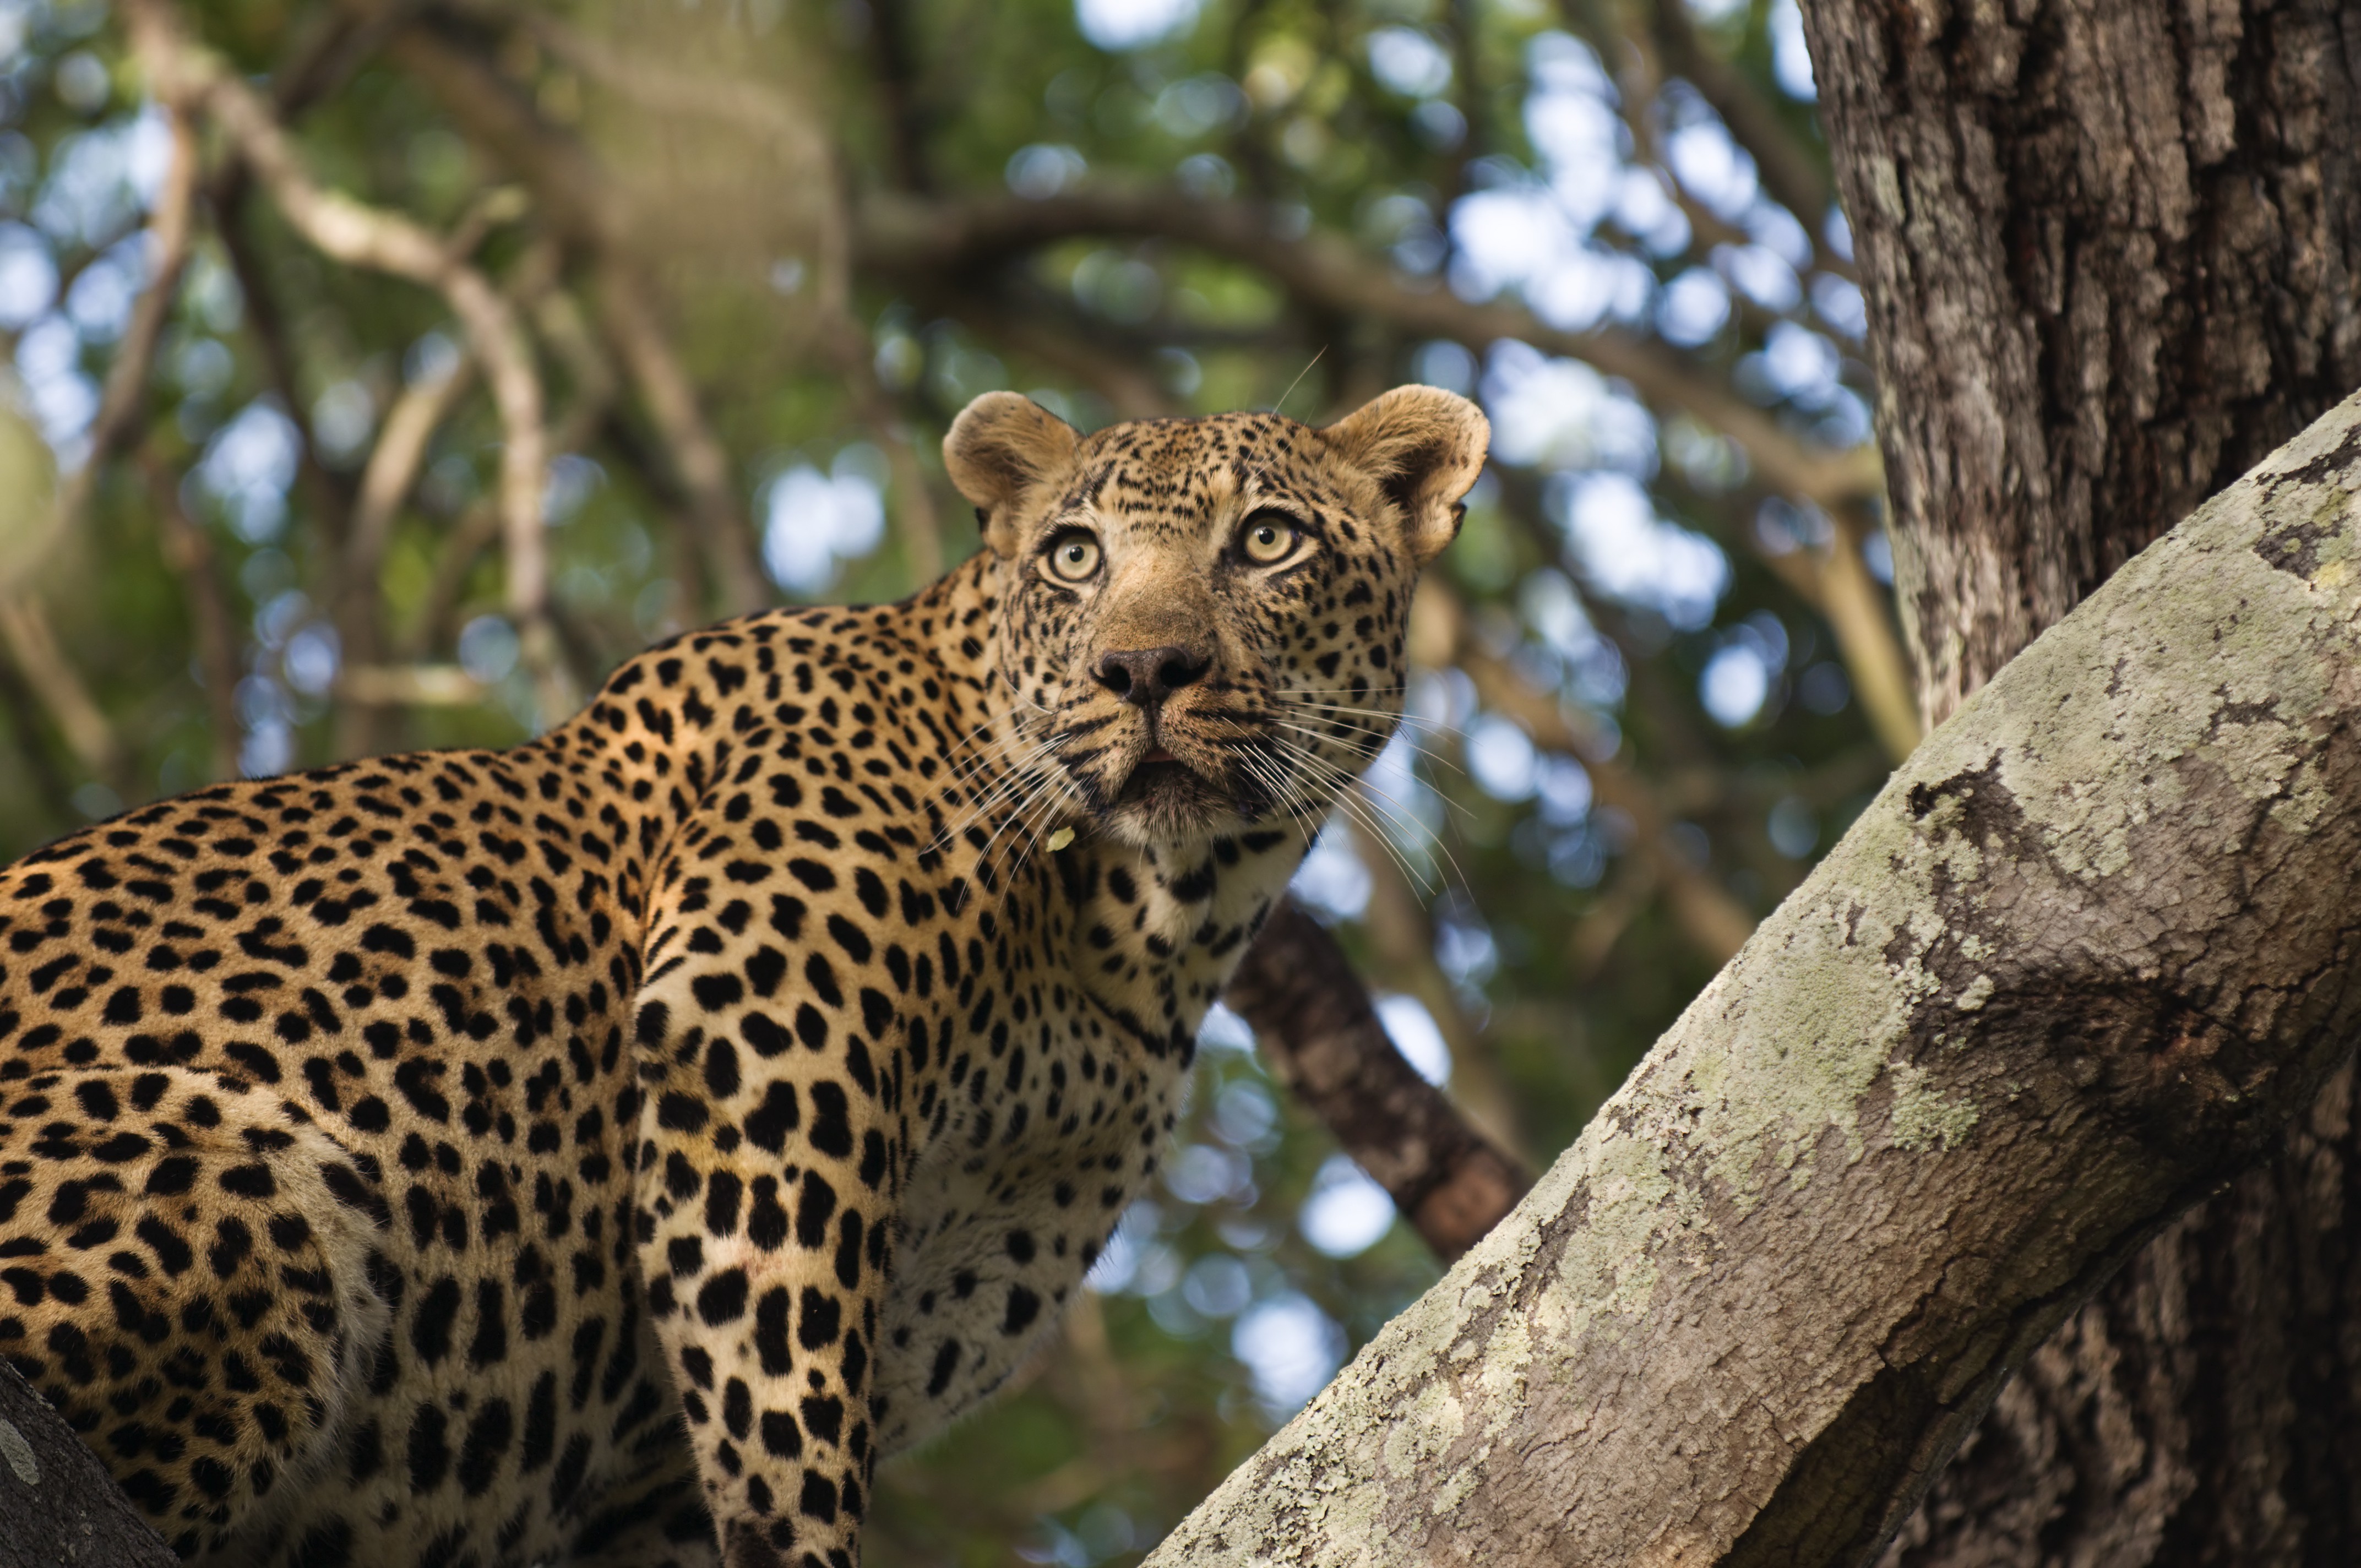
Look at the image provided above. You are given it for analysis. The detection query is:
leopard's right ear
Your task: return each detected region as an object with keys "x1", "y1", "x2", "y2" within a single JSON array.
[{"x1": 944, "y1": 392, "x2": 1080, "y2": 554}]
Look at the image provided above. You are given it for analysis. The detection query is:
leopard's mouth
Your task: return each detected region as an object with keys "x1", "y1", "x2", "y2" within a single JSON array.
[
  {"x1": 1117, "y1": 757, "x2": 1214, "y2": 805},
  {"x1": 1076, "y1": 715, "x2": 1256, "y2": 843},
  {"x1": 1092, "y1": 738, "x2": 1245, "y2": 847}
]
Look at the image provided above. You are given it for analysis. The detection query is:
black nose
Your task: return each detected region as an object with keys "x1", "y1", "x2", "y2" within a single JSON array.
[{"x1": 1093, "y1": 645, "x2": 1210, "y2": 707}]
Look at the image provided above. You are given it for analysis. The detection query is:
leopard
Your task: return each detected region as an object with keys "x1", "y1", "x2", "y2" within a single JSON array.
[{"x1": 0, "y1": 384, "x2": 1487, "y2": 1568}]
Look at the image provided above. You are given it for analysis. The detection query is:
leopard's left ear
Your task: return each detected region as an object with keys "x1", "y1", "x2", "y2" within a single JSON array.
[{"x1": 1320, "y1": 385, "x2": 1490, "y2": 565}]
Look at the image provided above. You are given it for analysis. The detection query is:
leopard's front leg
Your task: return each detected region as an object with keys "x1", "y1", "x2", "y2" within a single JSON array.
[{"x1": 631, "y1": 956, "x2": 906, "y2": 1568}]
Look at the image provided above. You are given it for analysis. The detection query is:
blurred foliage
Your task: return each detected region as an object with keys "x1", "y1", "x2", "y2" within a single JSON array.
[{"x1": 0, "y1": 0, "x2": 1898, "y2": 1560}]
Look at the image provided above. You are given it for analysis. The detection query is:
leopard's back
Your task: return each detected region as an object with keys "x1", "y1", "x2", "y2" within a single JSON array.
[{"x1": 0, "y1": 732, "x2": 690, "y2": 1565}]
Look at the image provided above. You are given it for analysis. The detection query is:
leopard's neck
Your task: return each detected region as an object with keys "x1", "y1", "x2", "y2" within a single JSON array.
[{"x1": 1057, "y1": 826, "x2": 1303, "y2": 1061}]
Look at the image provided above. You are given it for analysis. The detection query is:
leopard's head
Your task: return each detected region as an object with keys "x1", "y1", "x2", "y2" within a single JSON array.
[{"x1": 945, "y1": 386, "x2": 1488, "y2": 848}]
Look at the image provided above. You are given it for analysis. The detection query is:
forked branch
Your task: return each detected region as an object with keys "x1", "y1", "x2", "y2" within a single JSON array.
[{"x1": 127, "y1": 0, "x2": 574, "y2": 726}]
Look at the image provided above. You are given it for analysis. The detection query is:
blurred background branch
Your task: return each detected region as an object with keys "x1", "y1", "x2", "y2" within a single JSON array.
[{"x1": 0, "y1": 0, "x2": 1896, "y2": 1560}]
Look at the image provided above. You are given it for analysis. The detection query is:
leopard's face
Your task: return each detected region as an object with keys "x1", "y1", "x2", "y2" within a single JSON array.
[
  {"x1": 996, "y1": 415, "x2": 1410, "y2": 846},
  {"x1": 948, "y1": 389, "x2": 1490, "y2": 850}
]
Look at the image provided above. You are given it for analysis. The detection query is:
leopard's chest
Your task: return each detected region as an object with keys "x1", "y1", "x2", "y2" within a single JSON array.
[
  {"x1": 873, "y1": 973, "x2": 1190, "y2": 1452},
  {"x1": 857, "y1": 831, "x2": 1298, "y2": 1453}
]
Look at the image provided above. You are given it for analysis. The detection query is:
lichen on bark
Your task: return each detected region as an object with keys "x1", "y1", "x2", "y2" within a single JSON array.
[{"x1": 1146, "y1": 390, "x2": 2361, "y2": 1567}]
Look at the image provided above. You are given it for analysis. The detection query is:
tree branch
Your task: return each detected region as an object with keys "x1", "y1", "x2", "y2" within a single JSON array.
[
  {"x1": 383, "y1": 21, "x2": 780, "y2": 618},
  {"x1": 1224, "y1": 900, "x2": 1531, "y2": 1261},
  {"x1": 366, "y1": 279, "x2": 614, "y2": 701},
  {"x1": 0, "y1": 99, "x2": 209, "y2": 801},
  {"x1": 1345, "y1": 816, "x2": 1530, "y2": 1159},
  {"x1": 0, "y1": 1357, "x2": 176, "y2": 1567},
  {"x1": 1568, "y1": 851, "x2": 1660, "y2": 977},
  {"x1": 208, "y1": 171, "x2": 361, "y2": 541},
  {"x1": 271, "y1": 0, "x2": 418, "y2": 119},
  {"x1": 1821, "y1": 502, "x2": 1921, "y2": 762},
  {"x1": 1586, "y1": 19, "x2": 1818, "y2": 297},
  {"x1": 62, "y1": 110, "x2": 198, "y2": 531},
  {"x1": 335, "y1": 663, "x2": 486, "y2": 706},
  {"x1": 1644, "y1": 0, "x2": 1841, "y2": 249},
  {"x1": 0, "y1": 599, "x2": 122, "y2": 791},
  {"x1": 1148, "y1": 385, "x2": 2361, "y2": 1568},
  {"x1": 942, "y1": 287, "x2": 1184, "y2": 422},
  {"x1": 137, "y1": 453, "x2": 242, "y2": 782},
  {"x1": 334, "y1": 335, "x2": 475, "y2": 753},
  {"x1": 1508, "y1": 458, "x2": 1923, "y2": 763},
  {"x1": 591, "y1": 262, "x2": 768, "y2": 614},
  {"x1": 394, "y1": 499, "x2": 501, "y2": 665},
  {"x1": 128, "y1": 0, "x2": 574, "y2": 726},
  {"x1": 839, "y1": 352, "x2": 947, "y2": 589},
  {"x1": 405, "y1": 8, "x2": 953, "y2": 595},
  {"x1": 854, "y1": 187, "x2": 1885, "y2": 508},
  {"x1": 0, "y1": 643, "x2": 80, "y2": 829},
  {"x1": 862, "y1": 0, "x2": 936, "y2": 192},
  {"x1": 1415, "y1": 581, "x2": 1760, "y2": 967},
  {"x1": 471, "y1": 0, "x2": 854, "y2": 330}
]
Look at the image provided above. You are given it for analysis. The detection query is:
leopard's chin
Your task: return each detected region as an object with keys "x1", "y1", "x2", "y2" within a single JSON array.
[
  {"x1": 1118, "y1": 758, "x2": 1209, "y2": 803},
  {"x1": 1091, "y1": 758, "x2": 1248, "y2": 847}
]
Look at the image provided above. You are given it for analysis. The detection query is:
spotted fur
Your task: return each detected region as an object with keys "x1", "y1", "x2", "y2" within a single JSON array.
[{"x1": 0, "y1": 388, "x2": 1486, "y2": 1567}]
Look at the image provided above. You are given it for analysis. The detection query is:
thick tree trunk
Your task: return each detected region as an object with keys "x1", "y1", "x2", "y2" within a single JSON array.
[
  {"x1": 1144, "y1": 390, "x2": 2361, "y2": 1564},
  {"x1": 1813, "y1": 0, "x2": 2361, "y2": 727},
  {"x1": 1801, "y1": 3, "x2": 2361, "y2": 1561},
  {"x1": 1880, "y1": 1063, "x2": 2361, "y2": 1565},
  {"x1": 1804, "y1": 0, "x2": 2361, "y2": 728}
]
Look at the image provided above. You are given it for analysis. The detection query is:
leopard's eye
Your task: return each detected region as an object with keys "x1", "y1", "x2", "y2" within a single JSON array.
[
  {"x1": 1046, "y1": 532, "x2": 1102, "y2": 582},
  {"x1": 1241, "y1": 512, "x2": 1299, "y2": 565}
]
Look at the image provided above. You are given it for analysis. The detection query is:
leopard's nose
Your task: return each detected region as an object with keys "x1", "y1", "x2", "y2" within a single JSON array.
[{"x1": 1092, "y1": 646, "x2": 1210, "y2": 707}]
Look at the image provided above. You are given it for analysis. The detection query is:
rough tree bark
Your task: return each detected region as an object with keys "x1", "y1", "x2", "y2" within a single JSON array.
[
  {"x1": 1799, "y1": 2, "x2": 2361, "y2": 1560},
  {"x1": 1141, "y1": 387, "x2": 2361, "y2": 1564},
  {"x1": 0, "y1": 1358, "x2": 174, "y2": 1567},
  {"x1": 1810, "y1": 0, "x2": 2361, "y2": 725}
]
